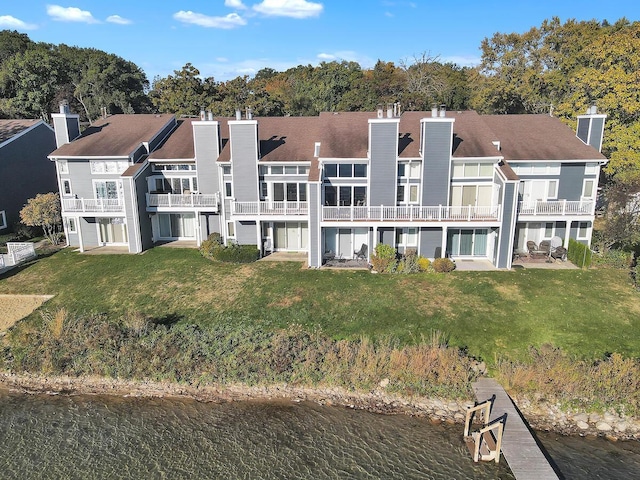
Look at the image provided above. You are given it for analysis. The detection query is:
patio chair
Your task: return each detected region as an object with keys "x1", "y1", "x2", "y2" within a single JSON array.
[
  {"x1": 354, "y1": 243, "x2": 367, "y2": 260},
  {"x1": 550, "y1": 236, "x2": 567, "y2": 261},
  {"x1": 527, "y1": 240, "x2": 548, "y2": 259}
]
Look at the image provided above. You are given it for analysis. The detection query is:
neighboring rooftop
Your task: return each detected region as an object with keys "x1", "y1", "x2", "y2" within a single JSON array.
[
  {"x1": 149, "y1": 119, "x2": 195, "y2": 160},
  {"x1": 50, "y1": 114, "x2": 175, "y2": 158},
  {"x1": 0, "y1": 119, "x2": 42, "y2": 144}
]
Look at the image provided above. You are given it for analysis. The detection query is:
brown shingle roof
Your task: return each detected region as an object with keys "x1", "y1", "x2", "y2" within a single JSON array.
[
  {"x1": 482, "y1": 114, "x2": 606, "y2": 161},
  {"x1": 0, "y1": 119, "x2": 41, "y2": 144},
  {"x1": 148, "y1": 118, "x2": 194, "y2": 160},
  {"x1": 50, "y1": 114, "x2": 175, "y2": 158}
]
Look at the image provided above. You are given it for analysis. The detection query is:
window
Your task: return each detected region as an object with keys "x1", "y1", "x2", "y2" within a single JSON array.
[
  {"x1": 452, "y1": 162, "x2": 494, "y2": 178},
  {"x1": 91, "y1": 160, "x2": 129, "y2": 174},
  {"x1": 577, "y1": 222, "x2": 590, "y2": 240},
  {"x1": 324, "y1": 164, "x2": 337, "y2": 178},
  {"x1": 397, "y1": 163, "x2": 406, "y2": 177},
  {"x1": 451, "y1": 185, "x2": 493, "y2": 207},
  {"x1": 223, "y1": 165, "x2": 232, "y2": 175},
  {"x1": 354, "y1": 187, "x2": 366, "y2": 206},
  {"x1": 397, "y1": 185, "x2": 405, "y2": 203},
  {"x1": 285, "y1": 166, "x2": 297, "y2": 175},
  {"x1": 396, "y1": 227, "x2": 418, "y2": 247},
  {"x1": 544, "y1": 222, "x2": 554, "y2": 238},
  {"x1": 354, "y1": 164, "x2": 367, "y2": 177},
  {"x1": 225, "y1": 182, "x2": 232, "y2": 198},
  {"x1": 66, "y1": 217, "x2": 77, "y2": 233},
  {"x1": 273, "y1": 183, "x2": 285, "y2": 201},
  {"x1": 57, "y1": 160, "x2": 68, "y2": 174},
  {"x1": 153, "y1": 163, "x2": 196, "y2": 171},
  {"x1": 409, "y1": 185, "x2": 419, "y2": 203},
  {"x1": 324, "y1": 186, "x2": 337, "y2": 206},
  {"x1": 547, "y1": 180, "x2": 558, "y2": 199},
  {"x1": 271, "y1": 166, "x2": 283, "y2": 175},
  {"x1": 260, "y1": 182, "x2": 268, "y2": 198},
  {"x1": 583, "y1": 179, "x2": 595, "y2": 199},
  {"x1": 339, "y1": 164, "x2": 352, "y2": 177},
  {"x1": 287, "y1": 183, "x2": 298, "y2": 201},
  {"x1": 62, "y1": 179, "x2": 72, "y2": 196},
  {"x1": 94, "y1": 180, "x2": 120, "y2": 199},
  {"x1": 409, "y1": 163, "x2": 421, "y2": 179},
  {"x1": 0, "y1": 210, "x2": 6, "y2": 230},
  {"x1": 339, "y1": 186, "x2": 352, "y2": 206},
  {"x1": 510, "y1": 163, "x2": 560, "y2": 176},
  {"x1": 298, "y1": 166, "x2": 309, "y2": 175},
  {"x1": 227, "y1": 221, "x2": 235, "y2": 238}
]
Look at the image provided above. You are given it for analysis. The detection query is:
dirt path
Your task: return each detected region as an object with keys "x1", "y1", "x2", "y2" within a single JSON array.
[{"x1": 0, "y1": 295, "x2": 53, "y2": 330}]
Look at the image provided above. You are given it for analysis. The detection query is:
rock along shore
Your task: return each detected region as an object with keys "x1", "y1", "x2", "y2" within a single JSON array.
[{"x1": 0, "y1": 372, "x2": 638, "y2": 441}]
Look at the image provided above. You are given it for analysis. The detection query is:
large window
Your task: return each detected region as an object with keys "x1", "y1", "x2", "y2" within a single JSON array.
[
  {"x1": 94, "y1": 180, "x2": 121, "y2": 199},
  {"x1": 451, "y1": 185, "x2": 493, "y2": 207},
  {"x1": 447, "y1": 229, "x2": 488, "y2": 256},
  {"x1": 396, "y1": 227, "x2": 418, "y2": 248},
  {"x1": 324, "y1": 163, "x2": 367, "y2": 178},
  {"x1": 324, "y1": 185, "x2": 366, "y2": 206},
  {"x1": 510, "y1": 163, "x2": 561, "y2": 176},
  {"x1": 91, "y1": 160, "x2": 130, "y2": 174},
  {"x1": 398, "y1": 162, "x2": 421, "y2": 179},
  {"x1": 152, "y1": 163, "x2": 196, "y2": 171},
  {"x1": 519, "y1": 180, "x2": 558, "y2": 204},
  {"x1": 270, "y1": 183, "x2": 307, "y2": 202},
  {"x1": 452, "y1": 162, "x2": 494, "y2": 178},
  {"x1": 152, "y1": 176, "x2": 198, "y2": 194}
]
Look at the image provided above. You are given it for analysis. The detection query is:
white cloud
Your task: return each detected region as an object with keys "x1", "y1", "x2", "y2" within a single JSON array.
[
  {"x1": 173, "y1": 11, "x2": 247, "y2": 29},
  {"x1": 106, "y1": 15, "x2": 132, "y2": 25},
  {"x1": 225, "y1": 0, "x2": 247, "y2": 9},
  {"x1": 253, "y1": 0, "x2": 323, "y2": 19},
  {"x1": 317, "y1": 53, "x2": 335, "y2": 60},
  {"x1": 216, "y1": 57, "x2": 229, "y2": 62},
  {"x1": 0, "y1": 15, "x2": 37, "y2": 30},
  {"x1": 46, "y1": 5, "x2": 98, "y2": 23},
  {"x1": 316, "y1": 51, "x2": 374, "y2": 67},
  {"x1": 441, "y1": 55, "x2": 481, "y2": 67}
]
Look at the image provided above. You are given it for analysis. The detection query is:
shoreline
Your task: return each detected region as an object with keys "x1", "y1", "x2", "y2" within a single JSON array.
[{"x1": 1, "y1": 372, "x2": 639, "y2": 441}]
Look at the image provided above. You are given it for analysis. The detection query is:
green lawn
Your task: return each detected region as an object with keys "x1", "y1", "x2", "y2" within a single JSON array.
[{"x1": 1, "y1": 247, "x2": 639, "y2": 363}]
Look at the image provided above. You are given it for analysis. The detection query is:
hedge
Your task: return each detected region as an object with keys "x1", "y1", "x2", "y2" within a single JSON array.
[{"x1": 568, "y1": 238, "x2": 592, "y2": 268}]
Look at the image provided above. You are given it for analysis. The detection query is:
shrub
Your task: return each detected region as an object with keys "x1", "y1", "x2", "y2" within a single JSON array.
[
  {"x1": 417, "y1": 256, "x2": 431, "y2": 272},
  {"x1": 211, "y1": 244, "x2": 259, "y2": 263},
  {"x1": 199, "y1": 233, "x2": 224, "y2": 258},
  {"x1": 591, "y1": 249, "x2": 632, "y2": 270},
  {"x1": 568, "y1": 238, "x2": 592, "y2": 268},
  {"x1": 370, "y1": 243, "x2": 397, "y2": 273},
  {"x1": 394, "y1": 249, "x2": 421, "y2": 274},
  {"x1": 432, "y1": 257, "x2": 456, "y2": 273}
]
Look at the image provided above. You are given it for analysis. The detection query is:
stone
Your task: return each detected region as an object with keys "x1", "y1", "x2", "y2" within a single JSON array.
[
  {"x1": 378, "y1": 378, "x2": 390, "y2": 388},
  {"x1": 573, "y1": 413, "x2": 589, "y2": 423},
  {"x1": 615, "y1": 422, "x2": 628, "y2": 433},
  {"x1": 596, "y1": 422, "x2": 613, "y2": 432},
  {"x1": 577, "y1": 421, "x2": 589, "y2": 430},
  {"x1": 435, "y1": 409, "x2": 447, "y2": 417}
]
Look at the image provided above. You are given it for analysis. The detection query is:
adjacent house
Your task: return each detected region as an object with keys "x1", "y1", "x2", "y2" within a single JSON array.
[
  {"x1": 49, "y1": 103, "x2": 606, "y2": 269},
  {"x1": 0, "y1": 119, "x2": 57, "y2": 231}
]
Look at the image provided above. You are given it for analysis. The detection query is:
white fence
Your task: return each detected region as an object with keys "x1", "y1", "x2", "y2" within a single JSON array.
[
  {"x1": 231, "y1": 201, "x2": 309, "y2": 216},
  {"x1": 1, "y1": 242, "x2": 36, "y2": 270},
  {"x1": 62, "y1": 198, "x2": 124, "y2": 213},
  {"x1": 518, "y1": 200, "x2": 594, "y2": 216},
  {"x1": 322, "y1": 205, "x2": 501, "y2": 222}
]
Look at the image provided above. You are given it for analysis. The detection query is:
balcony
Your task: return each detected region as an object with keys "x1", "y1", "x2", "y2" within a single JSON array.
[
  {"x1": 322, "y1": 205, "x2": 501, "y2": 222},
  {"x1": 231, "y1": 201, "x2": 308, "y2": 216},
  {"x1": 62, "y1": 198, "x2": 124, "y2": 213},
  {"x1": 518, "y1": 200, "x2": 594, "y2": 217},
  {"x1": 146, "y1": 193, "x2": 220, "y2": 212}
]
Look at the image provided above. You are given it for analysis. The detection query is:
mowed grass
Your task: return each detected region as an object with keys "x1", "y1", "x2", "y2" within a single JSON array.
[{"x1": 1, "y1": 247, "x2": 639, "y2": 363}]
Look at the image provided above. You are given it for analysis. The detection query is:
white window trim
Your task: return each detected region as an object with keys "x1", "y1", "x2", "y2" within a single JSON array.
[
  {"x1": 61, "y1": 179, "x2": 73, "y2": 197},
  {"x1": 90, "y1": 160, "x2": 130, "y2": 175},
  {"x1": 92, "y1": 179, "x2": 123, "y2": 200},
  {"x1": 577, "y1": 222, "x2": 591, "y2": 240},
  {"x1": 0, "y1": 210, "x2": 7, "y2": 230},
  {"x1": 66, "y1": 217, "x2": 77, "y2": 233},
  {"x1": 582, "y1": 179, "x2": 596, "y2": 199},
  {"x1": 224, "y1": 181, "x2": 233, "y2": 198},
  {"x1": 396, "y1": 227, "x2": 418, "y2": 248}
]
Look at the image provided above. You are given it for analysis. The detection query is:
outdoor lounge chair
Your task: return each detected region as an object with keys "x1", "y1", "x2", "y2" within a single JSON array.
[
  {"x1": 354, "y1": 243, "x2": 367, "y2": 260},
  {"x1": 549, "y1": 236, "x2": 568, "y2": 261},
  {"x1": 527, "y1": 240, "x2": 548, "y2": 259}
]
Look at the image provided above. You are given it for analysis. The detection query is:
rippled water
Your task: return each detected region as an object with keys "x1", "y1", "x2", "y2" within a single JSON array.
[{"x1": 0, "y1": 391, "x2": 637, "y2": 479}]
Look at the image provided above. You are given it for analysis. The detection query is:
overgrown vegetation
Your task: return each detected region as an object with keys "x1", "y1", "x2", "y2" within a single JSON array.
[
  {"x1": 19, "y1": 193, "x2": 62, "y2": 245},
  {"x1": 496, "y1": 345, "x2": 640, "y2": 416},
  {"x1": 432, "y1": 258, "x2": 456, "y2": 273},
  {"x1": 568, "y1": 239, "x2": 593, "y2": 269},
  {"x1": 1, "y1": 309, "x2": 476, "y2": 399},
  {"x1": 199, "y1": 233, "x2": 259, "y2": 263}
]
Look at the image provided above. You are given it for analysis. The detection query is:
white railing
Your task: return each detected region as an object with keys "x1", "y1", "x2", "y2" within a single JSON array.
[
  {"x1": 62, "y1": 198, "x2": 124, "y2": 213},
  {"x1": 322, "y1": 205, "x2": 501, "y2": 222},
  {"x1": 231, "y1": 201, "x2": 308, "y2": 216},
  {"x1": 147, "y1": 193, "x2": 220, "y2": 210},
  {"x1": 7, "y1": 242, "x2": 36, "y2": 264},
  {"x1": 0, "y1": 254, "x2": 4, "y2": 269},
  {"x1": 518, "y1": 200, "x2": 594, "y2": 216}
]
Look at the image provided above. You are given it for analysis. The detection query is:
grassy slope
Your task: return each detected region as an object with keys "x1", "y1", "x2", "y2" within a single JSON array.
[{"x1": 1, "y1": 247, "x2": 638, "y2": 363}]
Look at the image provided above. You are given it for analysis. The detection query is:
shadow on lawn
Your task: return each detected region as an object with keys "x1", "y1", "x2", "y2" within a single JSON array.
[{"x1": 149, "y1": 313, "x2": 182, "y2": 326}]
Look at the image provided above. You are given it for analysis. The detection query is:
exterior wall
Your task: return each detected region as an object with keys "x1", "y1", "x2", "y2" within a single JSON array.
[
  {"x1": 193, "y1": 121, "x2": 220, "y2": 195},
  {"x1": 308, "y1": 182, "x2": 321, "y2": 267},
  {"x1": 497, "y1": 182, "x2": 518, "y2": 268},
  {"x1": 369, "y1": 120, "x2": 399, "y2": 206},
  {"x1": 51, "y1": 114, "x2": 80, "y2": 147},
  {"x1": 134, "y1": 164, "x2": 154, "y2": 251},
  {"x1": 79, "y1": 217, "x2": 99, "y2": 247},
  {"x1": 379, "y1": 227, "x2": 394, "y2": 246},
  {"x1": 421, "y1": 119, "x2": 453, "y2": 206},
  {"x1": 589, "y1": 117, "x2": 605, "y2": 151},
  {"x1": 419, "y1": 227, "x2": 443, "y2": 259},
  {"x1": 558, "y1": 163, "x2": 587, "y2": 201},
  {"x1": 200, "y1": 213, "x2": 220, "y2": 240},
  {"x1": 236, "y1": 220, "x2": 257, "y2": 245},
  {"x1": 123, "y1": 176, "x2": 142, "y2": 253},
  {"x1": 229, "y1": 121, "x2": 259, "y2": 202},
  {"x1": 0, "y1": 123, "x2": 57, "y2": 229}
]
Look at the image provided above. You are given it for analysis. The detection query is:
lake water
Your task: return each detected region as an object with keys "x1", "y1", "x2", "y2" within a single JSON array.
[{"x1": 0, "y1": 390, "x2": 638, "y2": 479}]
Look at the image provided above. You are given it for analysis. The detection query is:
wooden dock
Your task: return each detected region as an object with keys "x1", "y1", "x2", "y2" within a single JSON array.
[{"x1": 472, "y1": 378, "x2": 559, "y2": 480}]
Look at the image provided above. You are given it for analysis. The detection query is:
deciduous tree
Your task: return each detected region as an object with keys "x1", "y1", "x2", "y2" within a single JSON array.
[{"x1": 20, "y1": 193, "x2": 62, "y2": 245}]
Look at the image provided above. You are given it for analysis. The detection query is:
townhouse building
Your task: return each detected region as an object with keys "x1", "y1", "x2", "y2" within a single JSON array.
[{"x1": 49, "y1": 103, "x2": 606, "y2": 269}]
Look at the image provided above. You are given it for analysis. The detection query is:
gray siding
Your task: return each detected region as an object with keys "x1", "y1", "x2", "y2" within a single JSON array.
[
  {"x1": 558, "y1": 163, "x2": 586, "y2": 201},
  {"x1": 52, "y1": 115, "x2": 80, "y2": 147},
  {"x1": 0, "y1": 123, "x2": 57, "y2": 228},
  {"x1": 63, "y1": 161, "x2": 98, "y2": 199},
  {"x1": 131, "y1": 145, "x2": 147, "y2": 163},
  {"x1": 379, "y1": 227, "x2": 394, "y2": 247},
  {"x1": 230, "y1": 122, "x2": 259, "y2": 202},
  {"x1": 497, "y1": 182, "x2": 517, "y2": 268},
  {"x1": 369, "y1": 121, "x2": 398, "y2": 206},
  {"x1": 576, "y1": 118, "x2": 589, "y2": 144},
  {"x1": 589, "y1": 117, "x2": 605, "y2": 151},
  {"x1": 193, "y1": 122, "x2": 220, "y2": 195},
  {"x1": 419, "y1": 227, "x2": 443, "y2": 259},
  {"x1": 200, "y1": 213, "x2": 220, "y2": 239},
  {"x1": 421, "y1": 120, "x2": 453, "y2": 205},
  {"x1": 236, "y1": 220, "x2": 257, "y2": 245},
  {"x1": 308, "y1": 183, "x2": 321, "y2": 267},
  {"x1": 134, "y1": 164, "x2": 153, "y2": 251},
  {"x1": 123, "y1": 177, "x2": 141, "y2": 253},
  {"x1": 79, "y1": 217, "x2": 99, "y2": 247}
]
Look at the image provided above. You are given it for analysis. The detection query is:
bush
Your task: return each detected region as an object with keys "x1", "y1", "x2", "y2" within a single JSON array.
[
  {"x1": 370, "y1": 243, "x2": 397, "y2": 273},
  {"x1": 591, "y1": 249, "x2": 633, "y2": 270},
  {"x1": 394, "y1": 249, "x2": 421, "y2": 274},
  {"x1": 199, "y1": 233, "x2": 223, "y2": 258},
  {"x1": 417, "y1": 256, "x2": 431, "y2": 272},
  {"x1": 568, "y1": 239, "x2": 592, "y2": 268},
  {"x1": 211, "y1": 244, "x2": 260, "y2": 263},
  {"x1": 432, "y1": 257, "x2": 456, "y2": 273}
]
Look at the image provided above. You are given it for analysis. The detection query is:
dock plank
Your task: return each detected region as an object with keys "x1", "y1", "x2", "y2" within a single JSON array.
[{"x1": 473, "y1": 378, "x2": 559, "y2": 480}]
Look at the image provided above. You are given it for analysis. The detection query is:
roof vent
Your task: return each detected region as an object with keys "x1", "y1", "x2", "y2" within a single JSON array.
[
  {"x1": 587, "y1": 105, "x2": 598, "y2": 115},
  {"x1": 439, "y1": 104, "x2": 446, "y2": 118},
  {"x1": 246, "y1": 107, "x2": 253, "y2": 120},
  {"x1": 200, "y1": 108, "x2": 206, "y2": 121},
  {"x1": 59, "y1": 100, "x2": 70, "y2": 114},
  {"x1": 314, "y1": 142, "x2": 321, "y2": 158},
  {"x1": 386, "y1": 103, "x2": 393, "y2": 118},
  {"x1": 235, "y1": 109, "x2": 242, "y2": 121},
  {"x1": 207, "y1": 110, "x2": 213, "y2": 121},
  {"x1": 431, "y1": 103, "x2": 438, "y2": 118},
  {"x1": 377, "y1": 104, "x2": 384, "y2": 119}
]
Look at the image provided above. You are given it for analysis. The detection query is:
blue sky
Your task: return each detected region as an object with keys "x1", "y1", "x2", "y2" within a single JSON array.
[{"x1": 0, "y1": 1, "x2": 636, "y2": 83}]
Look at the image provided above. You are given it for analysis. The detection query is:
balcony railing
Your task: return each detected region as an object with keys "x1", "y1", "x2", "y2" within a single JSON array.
[
  {"x1": 518, "y1": 200, "x2": 594, "y2": 216},
  {"x1": 322, "y1": 205, "x2": 501, "y2": 222},
  {"x1": 231, "y1": 201, "x2": 308, "y2": 216},
  {"x1": 62, "y1": 198, "x2": 124, "y2": 213},
  {"x1": 147, "y1": 193, "x2": 220, "y2": 210}
]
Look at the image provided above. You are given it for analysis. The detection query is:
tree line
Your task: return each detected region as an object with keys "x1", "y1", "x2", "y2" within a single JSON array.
[{"x1": 2, "y1": 17, "x2": 639, "y2": 250}]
